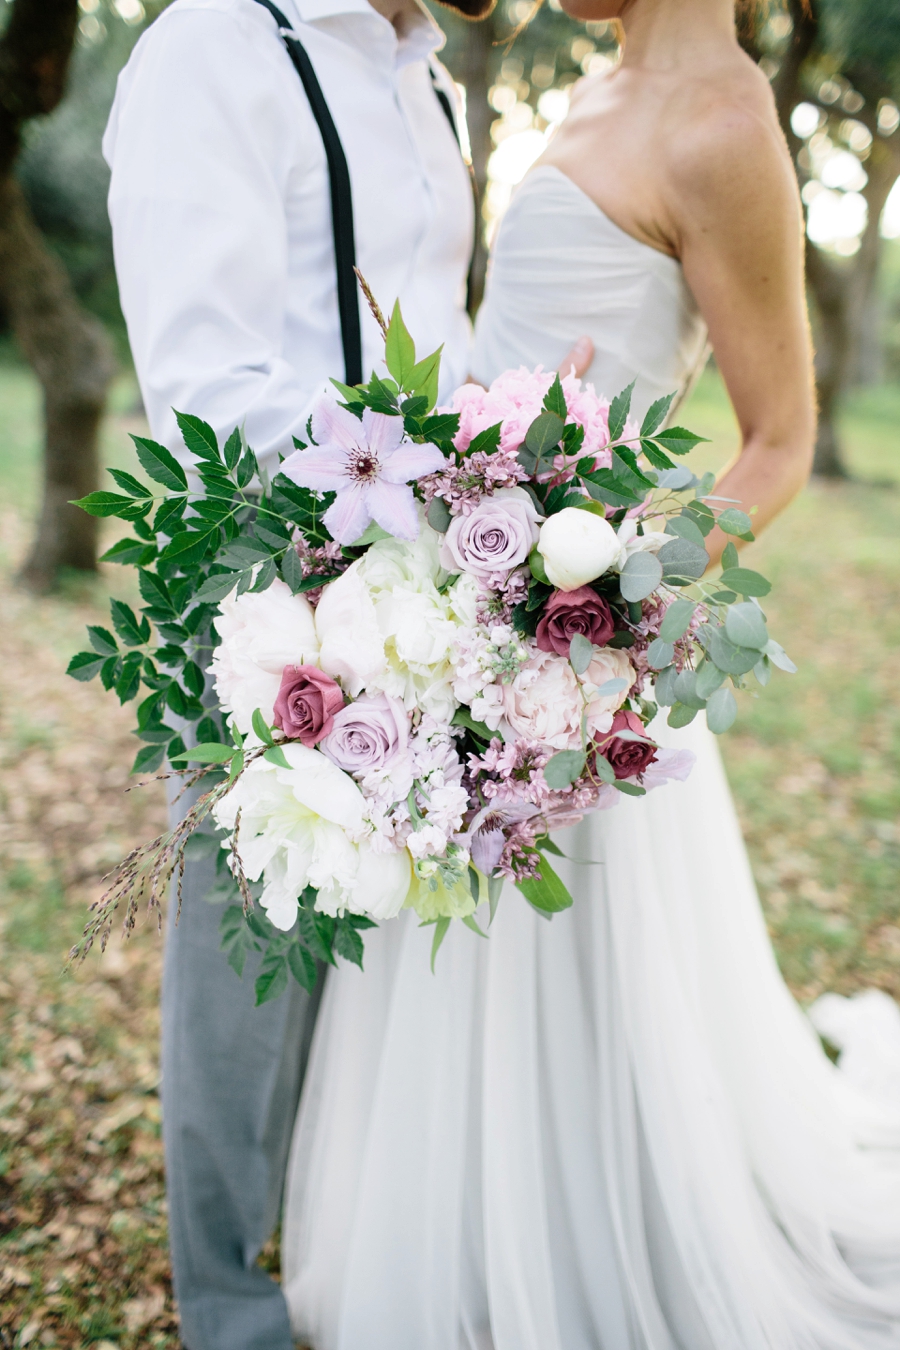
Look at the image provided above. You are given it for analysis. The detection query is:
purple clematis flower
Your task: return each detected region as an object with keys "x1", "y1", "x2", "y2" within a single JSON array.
[{"x1": 281, "y1": 399, "x2": 445, "y2": 545}]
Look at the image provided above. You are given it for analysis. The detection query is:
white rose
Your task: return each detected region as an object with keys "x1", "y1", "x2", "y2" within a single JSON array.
[
  {"x1": 581, "y1": 647, "x2": 636, "y2": 737},
  {"x1": 315, "y1": 563, "x2": 387, "y2": 697},
  {"x1": 615, "y1": 519, "x2": 670, "y2": 569},
  {"x1": 536, "y1": 508, "x2": 620, "y2": 592},
  {"x1": 501, "y1": 649, "x2": 583, "y2": 751},
  {"x1": 210, "y1": 578, "x2": 319, "y2": 733}
]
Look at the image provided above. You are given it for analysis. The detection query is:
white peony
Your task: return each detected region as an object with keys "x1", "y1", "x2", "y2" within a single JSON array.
[
  {"x1": 209, "y1": 578, "x2": 319, "y2": 733},
  {"x1": 536, "y1": 508, "x2": 620, "y2": 592},
  {"x1": 316, "y1": 526, "x2": 462, "y2": 720},
  {"x1": 615, "y1": 519, "x2": 670, "y2": 569},
  {"x1": 213, "y1": 743, "x2": 410, "y2": 927},
  {"x1": 315, "y1": 566, "x2": 386, "y2": 697}
]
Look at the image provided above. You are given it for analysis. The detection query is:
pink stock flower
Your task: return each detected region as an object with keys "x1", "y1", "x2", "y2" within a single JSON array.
[{"x1": 281, "y1": 400, "x2": 445, "y2": 545}]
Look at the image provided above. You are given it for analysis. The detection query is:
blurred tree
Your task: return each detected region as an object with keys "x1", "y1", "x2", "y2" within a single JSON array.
[
  {"x1": 0, "y1": 0, "x2": 116, "y2": 590},
  {"x1": 430, "y1": 0, "x2": 596, "y2": 311},
  {"x1": 762, "y1": 0, "x2": 900, "y2": 476}
]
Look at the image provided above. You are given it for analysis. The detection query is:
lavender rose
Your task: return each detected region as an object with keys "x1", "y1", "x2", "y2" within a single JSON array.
[
  {"x1": 273, "y1": 665, "x2": 344, "y2": 746},
  {"x1": 535, "y1": 586, "x2": 615, "y2": 656},
  {"x1": 319, "y1": 693, "x2": 410, "y2": 775},
  {"x1": 439, "y1": 487, "x2": 542, "y2": 581},
  {"x1": 595, "y1": 710, "x2": 657, "y2": 781}
]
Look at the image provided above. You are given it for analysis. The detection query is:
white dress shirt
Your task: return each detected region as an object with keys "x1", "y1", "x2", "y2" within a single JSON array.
[{"x1": 103, "y1": 0, "x2": 473, "y2": 471}]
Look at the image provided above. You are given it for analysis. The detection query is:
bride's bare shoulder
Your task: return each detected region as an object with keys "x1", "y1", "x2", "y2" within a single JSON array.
[{"x1": 663, "y1": 57, "x2": 797, "y2": 221}]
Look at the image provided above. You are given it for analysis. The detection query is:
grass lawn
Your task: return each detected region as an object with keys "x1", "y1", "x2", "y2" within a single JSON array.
[{"x1": 0, "y1": 355, "x2": 898, "y2": 1347}]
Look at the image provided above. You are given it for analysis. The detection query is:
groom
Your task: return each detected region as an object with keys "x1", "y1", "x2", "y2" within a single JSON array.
[{"x1": 102, "y1": 0, "x2": 490, "y2": 1346}]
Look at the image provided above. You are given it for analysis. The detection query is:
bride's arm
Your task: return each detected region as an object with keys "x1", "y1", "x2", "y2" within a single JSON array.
[{"x1": 667, "y1": 88, "x2": 815, "y2": 567}]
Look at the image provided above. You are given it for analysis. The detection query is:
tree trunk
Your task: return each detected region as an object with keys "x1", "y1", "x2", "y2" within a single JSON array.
[
  {"x1": 0, "y1": 178, "x2": 115, "y2": 588},
  {"x1": 455, "y1": 14, "x2": 495, "y2": 314},
  {"x1": 0, "y1": 0, "x2": 115, "y2": 590}
]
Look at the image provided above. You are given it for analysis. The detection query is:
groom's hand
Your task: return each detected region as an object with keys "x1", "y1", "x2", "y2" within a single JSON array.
[{"x1": 559, "y1": 336, "x2": 594, "y2": 378}]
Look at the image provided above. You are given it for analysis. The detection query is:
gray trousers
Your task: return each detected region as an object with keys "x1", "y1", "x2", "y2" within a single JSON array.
[{"x1": 161, "y1": 806, "x2": 324, "y2": 1350}]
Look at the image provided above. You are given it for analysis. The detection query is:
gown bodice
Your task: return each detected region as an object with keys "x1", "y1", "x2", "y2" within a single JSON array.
[{"x1": 472, "y1": 164, "x2": 709, "y2": 421}]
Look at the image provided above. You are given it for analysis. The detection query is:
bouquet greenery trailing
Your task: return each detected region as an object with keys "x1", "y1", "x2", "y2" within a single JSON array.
[{"x1": 68, "y1": 301, "x2": 793, "y2": 1003}]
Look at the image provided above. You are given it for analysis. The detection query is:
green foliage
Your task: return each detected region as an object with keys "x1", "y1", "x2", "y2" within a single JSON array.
[{"x1": 516, "y1": 850, "x2": 573, "y2": 914}]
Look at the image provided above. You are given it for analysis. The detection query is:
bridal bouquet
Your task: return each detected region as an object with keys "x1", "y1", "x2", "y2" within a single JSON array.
[{"x1": 69, "y1": 303, "x2": 793, "y2": 1000}]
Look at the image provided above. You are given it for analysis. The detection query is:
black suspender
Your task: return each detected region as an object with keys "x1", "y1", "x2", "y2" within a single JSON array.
[
  {"x1": 252, "y1": 0, "x2": 465, "y2": 390},
  {"x1": 253, "y1": 0, "x2": 363, "y2": 385}
]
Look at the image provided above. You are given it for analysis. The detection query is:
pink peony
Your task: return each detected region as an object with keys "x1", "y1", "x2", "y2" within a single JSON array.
[
  {"x1": 501, "y1": 649, "x2": 583, "y2": 751},
  {"x1": 273, "y1": 665, "x2": 344, "y2": 746},
  {"x1": 448, "y1": 367, "x2": 618, "y2": 468}
]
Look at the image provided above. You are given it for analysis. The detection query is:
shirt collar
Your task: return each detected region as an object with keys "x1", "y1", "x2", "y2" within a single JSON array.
[{"x1": 282, "y1": 0, "x2": 444, "y2": 67}]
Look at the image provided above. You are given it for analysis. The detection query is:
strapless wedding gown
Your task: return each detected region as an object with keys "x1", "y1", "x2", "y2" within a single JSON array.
[{"x1": 281, "y1": 166, "x2": 900, "y2": 1349}]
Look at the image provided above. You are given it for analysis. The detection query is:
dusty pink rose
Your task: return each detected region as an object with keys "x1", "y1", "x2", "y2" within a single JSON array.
[
  {"x1": 535, "y1": 586, "x2": 615, "y2": 656},
  {"x1": 273, "y1": 665, "x2": 344, "y2": 746},
  {"x1": 595, "y1": 710, "x2": 657, "y2": 781}
]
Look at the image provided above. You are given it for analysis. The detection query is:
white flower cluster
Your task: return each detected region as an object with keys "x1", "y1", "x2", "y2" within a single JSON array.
[{"x1": 452, "y1": 622, "x2": 530, "y2": 731}]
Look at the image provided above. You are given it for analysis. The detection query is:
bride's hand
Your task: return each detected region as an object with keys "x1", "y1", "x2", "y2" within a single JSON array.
[
  {"x1": 465, "y1": 337, "x2": 593, "y2": 390},
  {"x1": 559, "y1": 336, "x2": 594, "y2": 378}
]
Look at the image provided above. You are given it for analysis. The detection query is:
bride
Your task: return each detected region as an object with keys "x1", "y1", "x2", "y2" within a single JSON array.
[{"x1": 280, "y1": 0, "x2": 900, "y2": 1346}]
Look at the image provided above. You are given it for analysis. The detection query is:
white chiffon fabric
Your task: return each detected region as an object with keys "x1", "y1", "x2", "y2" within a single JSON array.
[{"x1": 281, "y1": 168, "x2": 900, "y2": 1349}]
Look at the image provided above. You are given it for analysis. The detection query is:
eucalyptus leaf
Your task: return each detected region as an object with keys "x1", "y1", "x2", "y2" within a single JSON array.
[
  {"x1": 705, "y1": 685, "x2": 738, "y2": 734},
  {"x1": 718, "y1": 567, "x2": 771, "y2": 598},
  {"x1": 427, "y1": 495, "x2": 453, "y2": 534},
  {"x1": 647, "y1": 638, "x2": 675, "y2": 670},
  {"x1": 753, "y1": 657, "x2": 772, "y2": 687},
  {"x1": 763, "y1": 639, "x2": 798, "y2": 673},
  {"x1": 664, "y1": 515, "x2": 706, "y2": 549},
  {"x1": 702, "y1": 625, "x2": 761, "y2": 676},
  {"x1": 721, "y1": 541, "x2": 739, "y2": 571},
  {"x1": 659, "y1": 598, "x2": 696, "y2": 643},
  {"x1": 717, "y1": 507, "x2": 753, "y2": 537},
  {"x1": 568, "y1": 633, "x2": 593, "y2": 675},
  {"x1": 673, "y1": 669, "x2": 708, "y2": 710},
  {"x1": 667, "y1": 702, "x2": 698, "y2": 728},
  {"x1": 619, "y1": 550, "x2": 663, "y2": 602},
  {"x1": 543, "y1": 749, "x2": 586, "y2": 789},
  {"x1": 654, "y1": 664, "x2": 678, "y2": 707},
  {"x1": 725, "y1": 602, "x2": 768, "y2": 651},
  {"x1": 657, "y1": 536, "x2": 708, "y2": 581},
  {"x1": 655, "y1": 465, "x2": 696, "y2": 491},
  {"x1": 694, "y1": 660, "x2": 726, "y2": 699}
]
